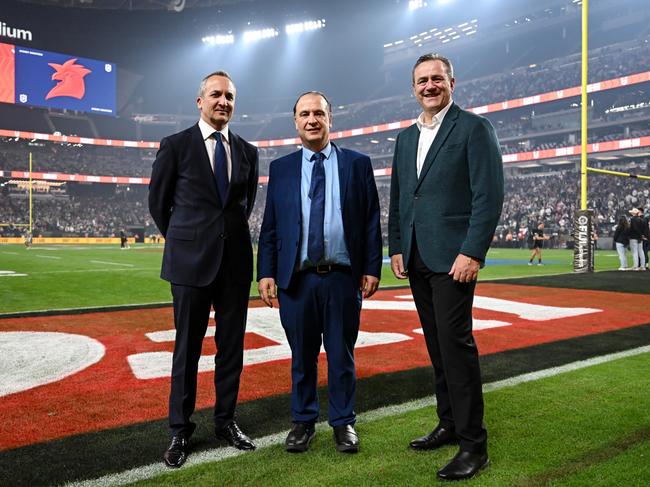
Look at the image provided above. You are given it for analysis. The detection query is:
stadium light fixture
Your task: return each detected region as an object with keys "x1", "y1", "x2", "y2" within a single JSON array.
[
  {"x1": 285, "y1": 19, "x2": 326, "y2": 35},
  {"x1": 408, "y1": 0, "x2": 427, "y2": 11},
  {"x1": 202, "y1": 33, "x2": 235, "y2": 46},
  {"x1": 243, "y1": 28, "x2": 279, "y2": 43}
]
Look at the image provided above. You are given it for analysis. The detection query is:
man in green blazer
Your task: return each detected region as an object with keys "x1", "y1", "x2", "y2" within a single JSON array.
[{"x1": 388, "y1": 53, "x2": 504, "y2": 481}]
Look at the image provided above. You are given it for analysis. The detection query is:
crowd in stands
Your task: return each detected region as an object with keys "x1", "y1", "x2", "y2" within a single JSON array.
[
  {"x1": 2, "y1": 167, "x2": 648, "y2": 252},
  {"x1": 2, "y1": 37, "x2": 650, "y2": 248}
]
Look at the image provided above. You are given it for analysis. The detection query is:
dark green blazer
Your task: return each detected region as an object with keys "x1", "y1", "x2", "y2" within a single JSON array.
[{"x1": 388, "y1": 103, "x2": 504, "y2": 272}]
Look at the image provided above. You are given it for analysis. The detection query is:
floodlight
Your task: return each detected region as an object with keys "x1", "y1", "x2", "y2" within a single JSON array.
[
  {"x1": 285, "y1": 19, "x2": 326, "y2": 35},
  {"x1": 408, "y1": 0, "x2": 427, "y2": 11},
  {"x1": 243, "y1": 28, "x2": 279, "y2": 43},
  {"x1": 202, "y1": 34, "x2": 235, "y2": 46}
]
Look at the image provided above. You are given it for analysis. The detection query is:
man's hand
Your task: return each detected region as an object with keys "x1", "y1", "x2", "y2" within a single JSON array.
[
  {"x1": 258, "y1": 277, "x2": 277, "y2": 308},
  {"x1": 449, "y1": 254, "x2": 480, "y2": 283},
  {"x1": 360, "y1": 275, "x2": 380, "y2": 299},
  {"x1": 390, "y1": 254, "x2": 409, "y2": 279}
]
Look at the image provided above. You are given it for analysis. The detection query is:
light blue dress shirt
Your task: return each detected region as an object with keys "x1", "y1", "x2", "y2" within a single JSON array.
[{"x1": 298, "y1": 143, "x2": 350, "y2": 269}]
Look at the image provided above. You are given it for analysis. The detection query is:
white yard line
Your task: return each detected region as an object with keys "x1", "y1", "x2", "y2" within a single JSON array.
[
  {"x1": 1, "y1": 251, "x2": 19, "y2": 255},
  {"x1": 64, "y1": 345, "x2": 650, "y2": 487},
  {"x1": 35, "y1": 255, "x2": 62, "y2": 260},
  {"x1": 89, "y1": 261, "x2": 135, "y2": 267}
]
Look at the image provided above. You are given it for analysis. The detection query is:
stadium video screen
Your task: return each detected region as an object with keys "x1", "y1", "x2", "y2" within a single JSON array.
[{"x1": 0, "y1": 43, "x2": 116, "y2": 116}]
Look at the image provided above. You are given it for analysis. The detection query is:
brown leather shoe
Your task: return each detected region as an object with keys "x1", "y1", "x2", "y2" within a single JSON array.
[
  {"x1": 409, "y1": 425, "x2": 457, "y2": 450},
  {"x1": 163, "y1": 435, "x2": 188, "y2": 468},
  {"x1": 215, "y1": 421, "x2": 256, "y2": 451},
  {"x1": 437, "y1": 450, "x2": 489, "y2": 480},
  {"x1": 333, "y1": 424, "x2": 359, "y2": 453}
]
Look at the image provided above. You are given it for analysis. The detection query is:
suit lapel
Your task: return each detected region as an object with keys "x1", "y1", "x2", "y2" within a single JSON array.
[
  {"x1": 192, "y1": 124, "x2": 220, "y2": 201},
  {"x1": 415, "y1": 103, "x2": 460, "y2": 191},
  {"x1": 226, "y1": 130, "x2": 243, "y2": 204},
  {"x1": 290, "y1": 151, "x2": 302, "y2": 222},
  {"x1": 334, "y1": 143, "x2": 351, "y2": 208},
  {"x1": 400, "y1": 125, "x2": 420, "y2": 189}
]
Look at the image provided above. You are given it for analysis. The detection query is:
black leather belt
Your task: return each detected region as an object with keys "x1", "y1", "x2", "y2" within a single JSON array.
[{"x1": 303, "y1": 264, "x2": 351, "y2": 274}]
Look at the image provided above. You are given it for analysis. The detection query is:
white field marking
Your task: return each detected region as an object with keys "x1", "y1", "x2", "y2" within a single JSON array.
[
  {"x1": 386, "y1": 293, "x2": 601, "y2": 322},
  {"x1": 27, "y1": 267, "x2": 158, "y2": 275},
  {"x1": 90, "y1": 260, "x2": 135, "y2": 267},
  {"x1": 35, "y1": 254, "x2": 62, "y2": 260},
  {"x1": 1, "y1": 251, "x2": 19, "y2": 255},
  {"x1": 412, "y1": 318, "x2": 511, "y2": 334},
  {"x1": 0, "y1": 270, "x2": 28, "y2": 277},
  {"x1": 66, "y1": 345, "x2": 650, "y2": 487},
  {"x1": 132, "y1": 296, "x2": 603, "y2": 380},
  {"x1": 0, "y1": 332, "x2": 105, "y2": 397},
  {"x1": 130, "y1": 307, "x2": 412, "y2": 380}
]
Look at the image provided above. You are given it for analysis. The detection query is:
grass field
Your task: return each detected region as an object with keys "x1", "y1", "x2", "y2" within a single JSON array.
[
  {"x1": 0, "y1": 244, "x2": 625, "y2": 314},
  {"x1": 1, "y1": 243, "x2": 649, "y2": 486},
  {"x1": 129, "y1": 348, "x2": 650, "y2": 487}
]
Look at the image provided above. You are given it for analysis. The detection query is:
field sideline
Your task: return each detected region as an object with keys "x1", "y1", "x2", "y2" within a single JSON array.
[{"x1": 0, "y1": 244, "x2": 627, "y2": 314}]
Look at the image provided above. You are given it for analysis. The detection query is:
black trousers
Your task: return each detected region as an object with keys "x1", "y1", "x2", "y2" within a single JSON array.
[
  {"x1": 168, "y1": 261, "x2": 250, "y2": 438},
  {"x1": 408, "y1": 239, "x2": 487, "y2": 454}
]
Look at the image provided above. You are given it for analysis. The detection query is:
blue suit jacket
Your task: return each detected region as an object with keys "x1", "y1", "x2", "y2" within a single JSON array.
[
  {"x1": 148, "y1": 123, "x2": 259, "y2": 287},
  {"x1": 257, "y1": 144, "x2": 382, "y2": 290}
]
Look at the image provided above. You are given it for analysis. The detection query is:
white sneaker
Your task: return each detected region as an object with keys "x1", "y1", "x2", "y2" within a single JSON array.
[
  {"x1": 618, "y1": 267, "x2": 627, "y2": 271},
  {"x1": 528, "y1": 262, "x2": 533, "y2": 266},
  {"x1": 537, "y1": 263, "x2": 544, "y2": 266}
]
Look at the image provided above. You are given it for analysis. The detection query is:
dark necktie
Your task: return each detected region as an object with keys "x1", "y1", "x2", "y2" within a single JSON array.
[
  {"x1": 307, "y1": 152, "x2": 326, "y2": 264},
  {"x1": 212, "y1": 132, "x2": 229, "y2": 206}
]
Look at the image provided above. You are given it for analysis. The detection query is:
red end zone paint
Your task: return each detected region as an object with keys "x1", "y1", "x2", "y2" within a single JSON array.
[{"x1": 0, "y1": 284, "x2": 648, "y2": 450}]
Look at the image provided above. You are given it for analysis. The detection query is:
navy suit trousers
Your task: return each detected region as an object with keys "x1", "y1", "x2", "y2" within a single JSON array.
[{"x1": 278, "y1": 268, "x2": 361, "y2": 427}]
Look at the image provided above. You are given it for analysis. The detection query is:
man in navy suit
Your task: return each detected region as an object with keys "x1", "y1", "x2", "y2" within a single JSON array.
[
  {"x1": 149, "y1": 71, "x2": 259, "y2": 468},
  {"x1": 389, "y1": 54, "x2": 503, "y2": 480},
  {"x1": 257, "y1": 91, "x2": 382, "y2": 453}
]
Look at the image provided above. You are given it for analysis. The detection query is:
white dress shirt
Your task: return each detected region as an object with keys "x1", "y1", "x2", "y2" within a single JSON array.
[
  {"x1": 198, "y1": 117, "x2": 232, "y2": 180},
  {"x1": 415, "y1": 100, "x2": 453, "y2": 178}
]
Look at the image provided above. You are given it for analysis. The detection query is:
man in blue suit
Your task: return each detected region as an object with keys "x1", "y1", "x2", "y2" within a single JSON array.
[
  {"x1": 149, "y1": 71, "x2": 259, "y2": 468},
  {"x1": 257, "y1": 91, "x2": 382, "y2": 453},
  {"x1": 389, "y1": 54, "x2": 504, "y2": 480}
]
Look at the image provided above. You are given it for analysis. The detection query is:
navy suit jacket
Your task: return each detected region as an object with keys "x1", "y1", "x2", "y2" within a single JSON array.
[
  {"x1": 148, "y1": 123, "x2": 259, "y2": 287},
  {"x1": 257, "y1": 144, "x2": 382, "y2": 290},
  {"x1": 388, "y1": 103, "x2": 504, "y2": 271}
]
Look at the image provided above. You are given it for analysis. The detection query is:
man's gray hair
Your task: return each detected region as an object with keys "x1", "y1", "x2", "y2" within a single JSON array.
[{"x1": 197, "y1": 71, "x2": 233, "y2": 98}]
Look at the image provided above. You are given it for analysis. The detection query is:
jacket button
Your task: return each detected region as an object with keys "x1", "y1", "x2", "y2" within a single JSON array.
[{"x1": 219, "y1": 233, "x2": 225, "y2": 239}]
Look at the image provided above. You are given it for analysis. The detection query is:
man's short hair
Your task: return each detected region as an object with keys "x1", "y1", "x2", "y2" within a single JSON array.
[
  {"x1": 197, "y1": 71, "x2": 233, "y2": 98},
  {"x1": 411, "y1": 53, "x2": 454, "y2": 84},
  {"x1": 292, "y1": 91, "x2": 332, "y2": 115}
]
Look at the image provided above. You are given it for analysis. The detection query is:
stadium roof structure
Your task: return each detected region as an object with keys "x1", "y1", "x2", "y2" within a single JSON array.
[{"x1": 15, "y1": 0, "x2": 252, "y2": 11}]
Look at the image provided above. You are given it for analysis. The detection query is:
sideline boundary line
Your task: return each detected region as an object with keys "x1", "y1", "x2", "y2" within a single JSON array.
[{"x1": 64, "y1": 345, "x2": 650, "y2": 487}]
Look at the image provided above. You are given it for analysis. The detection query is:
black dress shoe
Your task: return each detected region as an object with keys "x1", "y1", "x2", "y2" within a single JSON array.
[
  {"x1": 163, "y1": 435, "x2": 188, "y2": 468},
  {"x1": 285, "y1": 423, "x2": 316, "y2": 453},
  {"x1": 437, "y1": 450, "x2": 489, "y2": 481},
  {"x1": 409, "y1": 424, "x2": 457, "y2": 450},
  {"x1": 333, "y1": 424, "x2": 359, "y2": 453},
  {"x1": 215, "y1": 421, "x2": 256, "y2": 451}
]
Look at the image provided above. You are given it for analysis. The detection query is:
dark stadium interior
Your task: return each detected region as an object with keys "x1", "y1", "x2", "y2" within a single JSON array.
[{"x1": 1, "y1": 0, "x2": 649, "y2": 244}]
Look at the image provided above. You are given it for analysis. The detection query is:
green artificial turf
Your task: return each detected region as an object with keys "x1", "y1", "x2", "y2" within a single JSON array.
[
  {"x1": 0, "y1": 244, "x2": 625, "y2": 314},
  {"x1": 131, "y1": 350, "x2": 650, "y2": 487}
]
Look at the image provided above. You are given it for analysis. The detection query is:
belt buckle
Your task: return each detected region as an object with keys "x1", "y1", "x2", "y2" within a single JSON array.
[{"x1": 315, "y1": 264, "x2": 331, "y2": 274}]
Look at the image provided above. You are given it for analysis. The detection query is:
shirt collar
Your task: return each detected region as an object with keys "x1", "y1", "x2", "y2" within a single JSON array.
[
  {"x1": 302, "y1": 142, "x2": 332, "y2": 162},
  {"x1": 416, "y1": 100, "x2": 453, "y2": 130},
  {"x1": 198, "y1": 118, "x2": 230, "y2": 143}
]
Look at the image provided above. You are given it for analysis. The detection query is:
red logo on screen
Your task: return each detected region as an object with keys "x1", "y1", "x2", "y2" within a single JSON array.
[{"x1": 45, "y1": 58, "x2": 91, "y2": 100}]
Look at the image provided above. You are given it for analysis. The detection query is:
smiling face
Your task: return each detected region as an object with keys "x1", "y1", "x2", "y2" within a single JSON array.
[
  {"x1": 294, "y1": 93, "x2": 332, "y2": 152},
  {"x1": 197, "y1": 75, "x2": 236, "y2": 131},
  {"x1": 412, "y1": 59, "x2": 455, "y2": 122}
]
